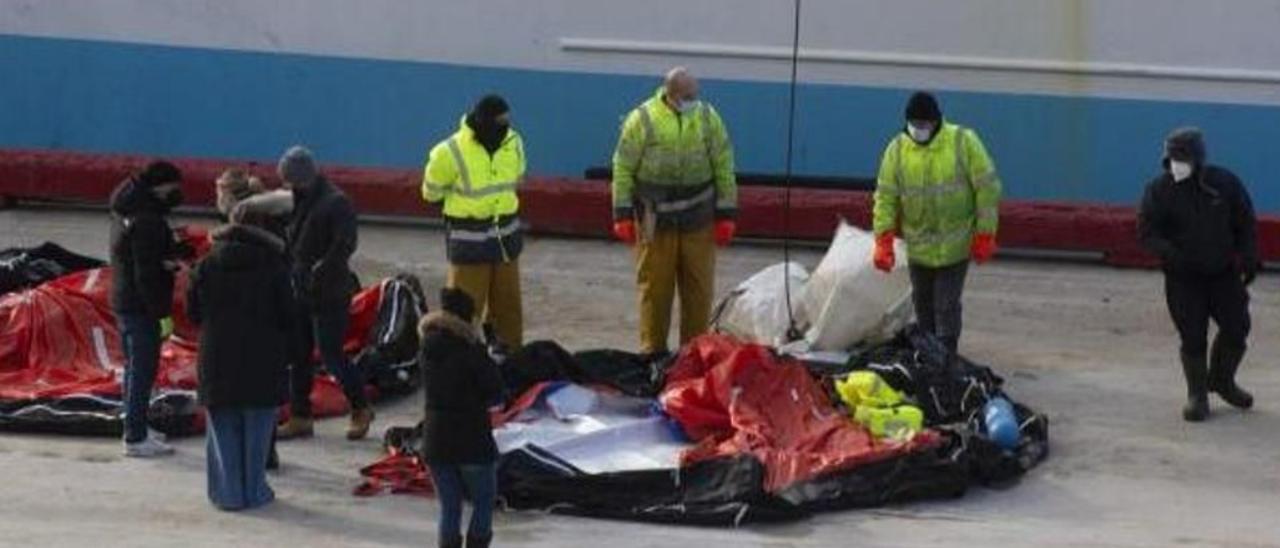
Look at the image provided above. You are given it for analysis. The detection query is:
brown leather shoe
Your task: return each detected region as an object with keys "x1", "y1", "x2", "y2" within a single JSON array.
[
  {"x1": 346, "y1": 407, "x2": 375, "y2": 440},
  {"x1": 277, "y1": 416, "x2": 314, "y2": 440}
]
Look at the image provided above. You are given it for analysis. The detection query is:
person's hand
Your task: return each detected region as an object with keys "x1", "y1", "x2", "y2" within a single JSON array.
[
  {"x1": 1242, "y1": 259, "x2": 1260, "y2": 286},
  {"x1": 971, "y1": 233, "x2": 997, "y2": 264},
  {"x1": 714, "y1": 220, "x2": 736, "y2": 247},
  {"x1": 159, "y1": 317, "x2": 174, "y2": 339},
  {"x1": 613, "y1": 220, "x2": 637, "y2": 245},
  {"x1": 873, "y1": 232, "x2": 896, "y2": 273}
]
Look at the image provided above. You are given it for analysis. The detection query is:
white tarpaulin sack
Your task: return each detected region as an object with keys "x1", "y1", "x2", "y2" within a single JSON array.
[
  {"x1": 712, "y1": 262, "x2": 809, "y2": 347},
  {"x1": 803, "y1": 221, "x2": 913, "y2": 350}
]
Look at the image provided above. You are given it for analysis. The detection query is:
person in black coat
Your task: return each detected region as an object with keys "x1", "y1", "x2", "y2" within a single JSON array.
[
  {"x1": 187, "y1": 211, "x2": 294, "y2": 511},
  {"x1": 272, "y1": 146, "x2": 375, "y2": 441},
  {"x1": 1139, "y1": 127, "x2": 1259, "y2": 422},
  {"x1": 108, "y1": 160, "x2": 185, "y2": 457},
  {"x1": 420, "y1": 288, "x2": 503, "y2": 548},
  {"x1": 218, "y1": 176, "x2": 296, "y2": 470}
]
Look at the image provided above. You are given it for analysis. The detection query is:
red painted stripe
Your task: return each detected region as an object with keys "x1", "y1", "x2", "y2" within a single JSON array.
[{"x1": 2, "y1": 149, "x2": 1276, "y2": 268}]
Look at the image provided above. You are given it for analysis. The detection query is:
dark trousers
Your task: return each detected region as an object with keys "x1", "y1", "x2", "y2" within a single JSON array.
[
  {"x1": 909, "y1": 262, "x2": 970, "y2": 354},
  {"x1": 428, "y1": 462, "x2": 497, "y2": 542},
  {"x1": 117, "y1": 313, "x2": 160, "y2": 443},
  {"x1": 289, "y1": 304, "x2": 367, "y2": 417},
  {"x1": 1165, "y1": 270, "x2": 1250, "y2": 359}
]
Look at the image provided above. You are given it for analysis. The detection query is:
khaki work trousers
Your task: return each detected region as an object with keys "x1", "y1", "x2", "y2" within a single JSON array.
[
  {"x1": 447, "y1": 260, "x2": 523, "y2": 348},
  {"x1": 634, "y1": 225, "x2": 716, "y2": 354}
]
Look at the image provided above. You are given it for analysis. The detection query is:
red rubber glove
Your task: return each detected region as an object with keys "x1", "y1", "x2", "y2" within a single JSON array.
[
  {"x1": 613, "y1": 220, "x2": 636, "y2": 244},
  {"x1": 873, "y1": 232, "x2": 896, "y2": 272},
  {"x1": 714, "y1": 220, "x2": 736, "y2": 247},
  {"x1": 971, "y1": 233, "x2": 997, "y2": 264}
]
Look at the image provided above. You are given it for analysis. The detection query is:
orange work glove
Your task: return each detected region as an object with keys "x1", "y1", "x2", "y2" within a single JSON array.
[
  {"x1": 873, "y1": 232, "x2": 896, "y2": 272},
  {"x1": 714, "y1": 220, "x2": 736, "y2": 247},
  {"x1": 612, "y1": 219, "x2": 637, "y2": 244},
  {"x1": 971, "y1": 233, "x2": 997, "y2": 264}
]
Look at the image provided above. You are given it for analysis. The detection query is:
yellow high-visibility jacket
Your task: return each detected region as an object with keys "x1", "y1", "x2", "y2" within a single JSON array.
[
  {"x1": 611, "y1": 87, "x2": 736, "y2": 224},
  {"x1": 872, "y1": 122, "x2": 1001, "y2": 268},
  {"x1": 422, "y1": 117, "x2": 527, "y2": 263},
  {"x1": 423, "y1": 116, "x2": 525, "y2": 220}
]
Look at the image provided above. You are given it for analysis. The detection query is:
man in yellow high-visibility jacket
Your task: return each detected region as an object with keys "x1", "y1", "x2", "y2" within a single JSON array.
[
  {"x1": 612, "y1": 67, "x2": 737, "y2": 355},
  {"x1": 422, "y1": 94, "x2": 526, "y2": 348},
  {"x1": 872, "y1": 91, "x2": 1002, "y2": 354}
]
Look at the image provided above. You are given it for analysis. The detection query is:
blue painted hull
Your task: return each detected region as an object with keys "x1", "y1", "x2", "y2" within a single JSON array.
[{"x1": 3, "y1": 34, "x2": 1278, "y2": 211}]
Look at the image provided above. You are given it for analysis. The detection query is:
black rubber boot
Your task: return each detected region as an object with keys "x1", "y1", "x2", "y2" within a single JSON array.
[
  {"x1": 1209, "y1": 339, "x2": 1254, "y2": 409},
  {"x1": 1181, "y1": 351, "x2": 1210, "y2": 422},
  {"x1": 941, "y1": 336, "x2": 960, "y2": 358},
  {"x1": 466, "y1": 533, "x2": 493, "y2": 548}
]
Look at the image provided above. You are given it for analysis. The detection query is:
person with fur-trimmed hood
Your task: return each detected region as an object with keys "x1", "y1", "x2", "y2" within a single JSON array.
[
  {"x1": 187, "y1": 190, "x2": 296, "y2": 511},
  {"x1": 216, "y1": 167, "x2": 295, "y2": 238},
  {"x1": 215, "y1": 169, "x2": 266, "y2": 222},
  {"x1": 227, "y1": 185, "x2": 294, "y2": 240},
  {"x1": 419, "y1": 288, "x2": 503, "y2": 548},
  {"x1": 213, "y1": 169, "x2": 296, "y2": 470}
]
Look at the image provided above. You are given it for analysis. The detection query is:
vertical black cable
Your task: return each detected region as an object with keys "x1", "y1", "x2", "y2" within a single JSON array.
[{"x1": 782, "y1": 0, "x2": 803, "y2": 341}]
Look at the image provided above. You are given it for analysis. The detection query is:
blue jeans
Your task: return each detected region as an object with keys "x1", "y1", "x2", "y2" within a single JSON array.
[
  {"x1": 290, "y1": 304, "x2": 367, "y2": 417},
  {"x1": 117, "y1": 313, "x2": 160, "y2": 443},
  {"x1": 206, "y1": 407, "x2": 277, "y2": 511},
  {"x1": 428, "y1": 462, "x2": 496, "y2": 541}
]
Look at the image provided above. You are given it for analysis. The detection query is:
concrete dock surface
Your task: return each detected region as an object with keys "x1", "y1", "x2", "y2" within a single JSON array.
[{"x1": 1, "y1": 208, "x2": 1277, "y2": 547}]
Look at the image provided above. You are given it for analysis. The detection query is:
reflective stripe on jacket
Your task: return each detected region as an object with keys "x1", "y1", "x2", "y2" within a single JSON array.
[
  {"x1": 422, "y1": 117, "x2": 526, "y2": 263},
  {"x1": 612, "y1": 87, "x2": 736, "y2": 224},
  {"x1": 872, "y1": 123, "x2": 1001, "y2": 268}
]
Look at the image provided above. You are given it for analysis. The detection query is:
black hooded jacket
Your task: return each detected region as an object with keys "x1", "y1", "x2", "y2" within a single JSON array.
[
  {"x1": 418, "y1": 310, "x2": 504, "y2": 464},
  {"x1": 1139, "y1": 165, "x2": 1258, "y2": 276},
  {"x1": 286, "y1": 176, "x2": 359, "y2": 311},
  {"x1": 187, "y1": 224, "x2": 294, "y2": 408},
  {"x1": 108, "y1": 178, "x2": 178, "y2": 318}
]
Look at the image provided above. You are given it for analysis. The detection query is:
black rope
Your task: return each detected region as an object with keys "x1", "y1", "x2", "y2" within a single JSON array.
[{"x1": 782, "y1": 0, "x2": 803, "y2": 342}]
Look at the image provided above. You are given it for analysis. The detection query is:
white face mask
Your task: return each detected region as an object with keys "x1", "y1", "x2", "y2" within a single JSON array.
[
  {"x1": 1169, "y1": 161, "x2": 1193, "y2": 182},
  {"x1": 677, "y1": 99, "x2": 700, "y2": 114},
  {"x1": 907, "y1": 124, "x2": 933, "y2": 143}
]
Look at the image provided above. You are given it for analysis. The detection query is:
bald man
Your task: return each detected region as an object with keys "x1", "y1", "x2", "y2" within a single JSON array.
[{"x1": 611, "y1": 67, "x2": 737, "y2": 356}]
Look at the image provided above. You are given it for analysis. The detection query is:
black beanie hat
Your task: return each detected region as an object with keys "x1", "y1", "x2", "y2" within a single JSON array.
[
  {"x1": 1163, "y1": 127, "x2": 1207, "y2": 166},
  {"x1": 136, "y1": 161, "x2": 183, "y2": 188},
  {"x1": 905, "y1": 91, "x2": 942, "y2": 123},
  {"x1": 440, "y1": 287, "x2": 476, "y2": 324},
  {"x1": 472, "y1": 94, "x2": 510, "y2": 121}
]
